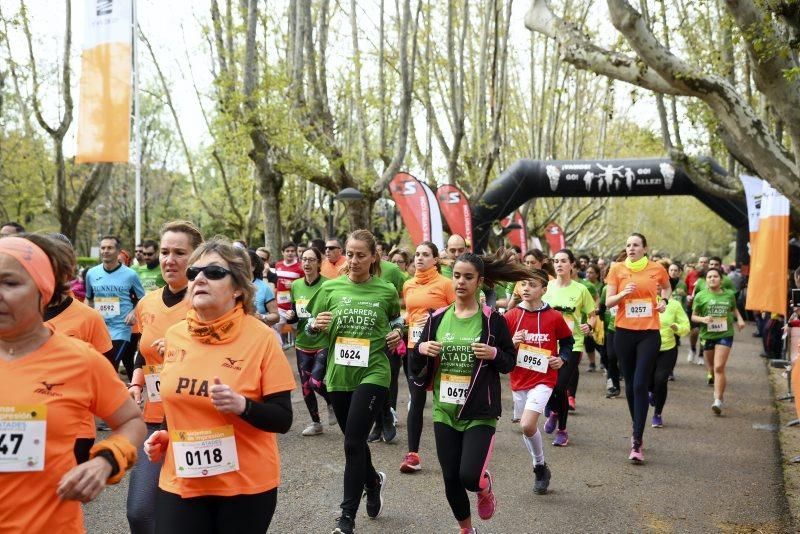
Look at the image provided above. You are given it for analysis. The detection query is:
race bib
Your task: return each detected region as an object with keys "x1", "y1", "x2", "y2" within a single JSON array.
[
  {"x1": 171, "y1": 425, "x2": 239, "y2": 478},
  {"x1": 708, "y1": 317, "x2": 728, "y2": 333},
  {"x1": 517, "y1": 344, "x2": 550, "y2": 374},
  {"x1": 95, "y1": 296, "x2": 121, "y2": 318},
  {"x1": 0, "y1": 405, "x2": 46, "y2": 472},
  {"x1": 296, "y1": 298, "x2": 311, "y2": 319},
  {"x1": 143, "y1": 365, "x2": 162, "y2": 402},
  {"x1": 277, "y1": 291, "x2": 291, "y2": 305},
  {"x1": 439, "y1": 374, "x2": 470, "y2": 405},
  {"x1": 609, "y1": 306, "x2": 618, "y2": 316},
  {"x1": 564, "y1": 317, "x2": 575, "y2": 333},
  {"x1": 409, "y1": 325, "x2": 424, "y2": 345},
  {"x1": 625, "y1": 299, "x2": 652, "y2": 318},
  {"x1": 334, "y1": 337, "x2": 370, "y2": 367}
]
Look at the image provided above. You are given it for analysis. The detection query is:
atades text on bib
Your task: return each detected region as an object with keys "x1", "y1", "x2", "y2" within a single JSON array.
[
  {"x1": 171, "y1": 425, "x2": 239, "y2": 478},
  {"x1": 0, "y1": 405, "x2": 46, "y2": 472}
]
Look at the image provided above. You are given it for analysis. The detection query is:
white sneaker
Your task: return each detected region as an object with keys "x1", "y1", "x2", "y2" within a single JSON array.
[
  {"x1": 694, "y1": 356, "x2": 705, "y2": 366},
  {"x1": 687, "y1": 349, "x2": 695, "y2": 363},
  {"x1": 712, "y1": 399, "x2": 723, "y2": 415},
  {"x1": 302, "y1": 422, "x2": 323, "y2": 436},
  {"x1": 606, "y1": 378, "x2": 614, "y2": 389},
  {"x1": 327, "y1": 405, "x2": 338, "y2": 426}
]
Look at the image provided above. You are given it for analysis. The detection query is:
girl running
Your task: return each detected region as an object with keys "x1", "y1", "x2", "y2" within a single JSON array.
[
  {"x1": 691, "y1": 267, "x2": 745, "y2": 415},
  {"x1": 504, "y1": 269, "x2": 573, "y2": 495},
  {"x1": 411, "y1": 250, "x2": 528, "y2": 534},
  {"x1": 649, "y1": 297, "x2": 690, "y2": 427}
]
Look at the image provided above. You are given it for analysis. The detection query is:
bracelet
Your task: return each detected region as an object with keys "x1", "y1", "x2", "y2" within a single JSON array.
[{"x1": 129, "y1": 383, "x2": 143, "y2": 390}]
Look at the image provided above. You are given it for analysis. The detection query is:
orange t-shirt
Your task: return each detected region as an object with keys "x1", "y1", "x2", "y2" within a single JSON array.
[
  {"x1": 320, "y1": 257, "x2": 346, "y2": 279},
  {"x1": 605, "y1": 260, "x2": 669, "y2": 331},
  {"x1": 158, "y1": 314, "x2": 296, "y2": 498},
  {"x1": 0, "y1": 330, "x2": 130, "y2": 534},
  {"x1": 46, "y1": 298, "x2": 115, "y2": 440},
  {"x1": 403, "y1": 268, "x2": 456, "y2": 348},
  {"x1": 136, "y1": 288, "x2": 191, "y2": 424}
]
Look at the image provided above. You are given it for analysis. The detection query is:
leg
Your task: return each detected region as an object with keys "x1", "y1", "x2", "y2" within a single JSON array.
[
  {"x1": 567, "y1": 352, "x2": 582, "y2": 398},
  {"x1": 606, "y1": 330, "x2": 620, "y2": 388},
  {"x1": 296, "y1": 348, "x2": 321, "y2": 423},
  {"x1": 630, "y1": 331, "x2": 660, "y2": 442},
  {"x1": 713, "y1": 343, "x2": 733, "y2": 401},
  {"x1": 310, "y1": 348, "x2": 331, "y2": 404},
  {"x1": 555, "y1": 351, "x2": 580, "y2": 430},
  {"x1": 615, "y1": 328, "x2": 637, "y2": 420},
  {"x1": 127, "y1": 423, "x2": 164, "y2": 534},
  {"x1": 155, "y1": 489, "x2": 213, "y2": 534},
  {"x1": 704, "y1": 342, "x2": 715, "y2": 382},
  {"x1": 108, "y1": 339, "x2": 128, "y2": 375},
  {"x1": 214, "y1": 488, "x2": 277, "y2": 534},
  {"x1": 406, "y1": 372, "x2": 427, "y2": 453},
  {"x1": 653, "y1": 348, "x2": 678, "y2": 415},
  {"x1": 433, "y1": 422, "x2": 471, "y2": 524},
  {"x1": 122, "y1": 333, "x2": 141, "y2": 380}
]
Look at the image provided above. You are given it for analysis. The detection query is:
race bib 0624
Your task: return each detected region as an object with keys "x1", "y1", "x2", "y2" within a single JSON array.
[{"x1": 334, "y1": 337, "x2": 370, "y2": 367}]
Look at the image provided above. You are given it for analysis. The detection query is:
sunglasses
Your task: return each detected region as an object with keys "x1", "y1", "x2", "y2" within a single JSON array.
[
  {"x1": 187, "y1": 265, "x2": 232, "y2": 281},
  {"x1": 325, "y1": 246, "x2": 341, "y2": 250}
]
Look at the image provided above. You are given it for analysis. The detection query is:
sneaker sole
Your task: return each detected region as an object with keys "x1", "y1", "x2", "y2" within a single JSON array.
[
  {"x1": 366, "y1": 472, "x2": 387, "y2": 519},
  {"x1": 400, "y1": 464, "x2": 421, "y2": 473},
  {"x1": 552, "y1": 439, "x2": 569, "y2": 447},
  {"x1": 629, "y1": 457, "x2": 643, "y2": 465},
  {"x1": 712, "y1": 405, "x2": 722, "y2": 415}
]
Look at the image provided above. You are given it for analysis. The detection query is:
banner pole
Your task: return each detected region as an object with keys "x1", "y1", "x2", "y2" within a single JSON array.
[{"x1": 132, "y1": 0, "x2": 142, "y2": 247}]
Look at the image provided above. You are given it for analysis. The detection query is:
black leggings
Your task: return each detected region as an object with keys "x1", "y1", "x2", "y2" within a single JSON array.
[
  {"x1": 433, "y1": 422, "x2": 495, "y2": 522},
  {"x1": 546, "y1": 351, "x2": 581, "y2": 431},
  {"x1": 372, "y1": 350, "x2": 403, "y2": 431},
  {"x1": 650, "y1": 346, "x2": 678, "y2": 415},
  {"x1": 614, "y1": 328, "x2": 660, "y2": 442},
  {"x1": 605, "y1": 330, "x2": 620, "y2": 388},
  {"x1": 295, "y1": 347, "x2": 330, "y2": 423},
  {"x1": 155, "y1": 487, "x2": 277, "y2": 534},
  {"x1": 404, "y1": 356, "x2": 427, "y2": 453},
  {"x1": 329, "y1": 383, "x2": 388, "y2": 517}
]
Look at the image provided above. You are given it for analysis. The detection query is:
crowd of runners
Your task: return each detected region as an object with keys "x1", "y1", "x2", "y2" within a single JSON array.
[{"x1": 0, "y1": 219, "x2": 752, "y2": 533}]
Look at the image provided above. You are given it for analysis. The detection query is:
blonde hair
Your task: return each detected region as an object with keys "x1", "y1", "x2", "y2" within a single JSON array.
[
  {"x1": 341, "y1": 229, "x2": 382, "y2": 277},
  {"x1": 161, "y1": 220, "x2": 204, "y2": 249},
  {"x1": 188, "y1": 237, "x2": 255, "y2": 315}
]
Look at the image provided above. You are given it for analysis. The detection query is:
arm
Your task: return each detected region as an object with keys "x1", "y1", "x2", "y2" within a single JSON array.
[
  {"x1": 673, "y1": 303, "x2": 691, "y2": 337},
  {"x1": 239, "y1": 391, "x2": 293, "y2": 433},
  {"x1": 261, "y1": 299, "x2": 280, "y2": 326},
  {"x1": 557, "y1": 335, "x2": 575, "y2": 361}
]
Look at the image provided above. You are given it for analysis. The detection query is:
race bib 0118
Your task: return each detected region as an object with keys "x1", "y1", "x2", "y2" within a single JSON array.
[
  {"x1": 0, "y1": 405, "x2": 47, "y2": 472},
  {"x1": 171, "y1": 425, "x2": 239, "y2": 478}
]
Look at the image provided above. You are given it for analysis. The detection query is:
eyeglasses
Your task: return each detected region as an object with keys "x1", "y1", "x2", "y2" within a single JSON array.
[
  {"x1": 301, "y1": 257, "x2": 318, "y2": 263},
  {"x1": 325, "y1": 246, "x2": 341, "y2": 251},
  {"x1": 187, "y1": 265, "x2": 232, "y2": 281}
]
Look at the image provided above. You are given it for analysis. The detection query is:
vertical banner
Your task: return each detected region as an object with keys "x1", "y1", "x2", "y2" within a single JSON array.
[
  {"x1": 76, "y1": 0, "x2": 133, "y2": 163},
  {"x1": 543, "y1": 222, "x2": 566, "y2": 253},
  {"x1": 745, "y1": 181, "x2": 789, "y2": 316},
  {"x1": 389, "y1": 172, "x2": 433, "y2": 247},
  {"x1": 500, "y1": 211, "x2": 528, "y2": 254},
  {"x1": 436, "y1": 185, "x2": 473, "y2": 250},
  {"x1": 740, "y1": 174, "x2": 763, "y2": 257},
  {"x1": 420, "y1": 182, "x2": 445, "y2": 251}
]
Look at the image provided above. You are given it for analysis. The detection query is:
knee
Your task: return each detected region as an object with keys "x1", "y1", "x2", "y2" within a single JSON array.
[
  {"x1": 343, "y1": 436, "x2": 364, "y2": 457},
  {"x1": 460, "y1": 469, "x2": 483, "y2": 493},
  {"x1": 713, "y1": 364, "x2": 726, "y2": 375},
  {"x1": 521, "y1": 422, "x2": 537, "y2": 437}
]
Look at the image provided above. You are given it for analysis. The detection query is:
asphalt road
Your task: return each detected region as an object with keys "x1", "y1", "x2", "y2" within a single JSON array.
[{"x1": 84, "y1": 326, "x2": 791, "y2": 533}]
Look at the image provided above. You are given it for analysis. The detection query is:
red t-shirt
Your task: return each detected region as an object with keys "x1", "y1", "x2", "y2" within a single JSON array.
[
  {"x1": 275, "y1": 261, "x2": 303, "y2": 310},
  {"x1": 504, "y1": 305, "x2": 572, "y2": 390},
  {"x1": 685, "y1": 269, "x2": 701, "y2": 297}
]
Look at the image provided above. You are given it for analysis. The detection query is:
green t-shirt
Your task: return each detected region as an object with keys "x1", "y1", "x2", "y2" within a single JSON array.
[
  {"x1": 308, "y1": 276, "x2": 400, "y2": 391},
  {"x1": 692, "y1": 288, "x2": 737, "y2": 340},
  {"x1": 542, "y1": 280, "x2": 596, "y2": 352},
  {"x1": 441, "y1": 263, "x2": 453, "y2": 279},
  {"x1": 432, "y1": 306, "x2": 493, "y2": 431},
  {"x1": 579, "y1": 279, "x2": 599, "y2": 299},
  {"x1": 672, "y1": 280, "x2": 689, "y2": 308},
  {"x1": 291, "y1": 275, "x2": 328, "y2": 350},
  {"x1": 600, "y1": 285, "x2": 615, "y2": 331},
  {"x1": 134, "y1": 264, "x2": 165, "y2": 293},
  {"x1": 379, "y1": 260, "x2": 406, "y2": 296},
  {"x1": 693, "y1": 275, "x2": 735, "y2": 295}
]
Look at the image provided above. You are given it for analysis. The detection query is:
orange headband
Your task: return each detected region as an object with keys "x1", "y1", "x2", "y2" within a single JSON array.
[{"x1": 0, "y1": 237, "x2": 55, "y2": 308}]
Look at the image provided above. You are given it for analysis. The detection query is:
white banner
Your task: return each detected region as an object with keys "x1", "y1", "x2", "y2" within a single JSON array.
[
  {"x1": 420, "y1": 181, "x2": 445, "y2": 251},
  {"x1": 739, "y1": 174, "x2": 764, "y2": 234}
]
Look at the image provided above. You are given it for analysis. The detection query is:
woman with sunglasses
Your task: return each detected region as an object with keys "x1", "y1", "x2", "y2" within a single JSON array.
[
  {"x1": 285, "y1": 246, "x2": 335, "y2": 436},
  {"x1": 143, "y1": 239, "x2": 295, "y2": 533},
  {"x1": 541, "y1": 249, "x2": 596, "y2": 447},
  {"x1": 305, "y1": 229, "x2": 403, "y2": 534},
  {"x1": 605, "y1": 233, "x2": 670, "y2": 463},
  {"x1": 125, "y1": 220, "x2": 203, "y2": 534}
]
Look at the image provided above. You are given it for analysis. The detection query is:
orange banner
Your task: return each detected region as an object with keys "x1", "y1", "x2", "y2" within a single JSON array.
[{"x1": 745, "y1": 182, "x2": 789, "y2": 316}]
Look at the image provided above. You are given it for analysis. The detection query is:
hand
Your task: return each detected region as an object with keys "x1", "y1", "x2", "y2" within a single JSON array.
[
  {"x1": 737, "y1": 320, "x2": 746, "y2": 332},
  {"x1": 124, "y1": 311, "x2": 137, "y2": 326},
  {"x1": 511, "y1": 330, "x2": 526, "y2": 348},
  {"x1": 144, "y1": 430, "x2": 169, "y2": 463},
  {"x1": 579, "y1": 323, "x2": 591, "y2": 335},
  {"x1": 471, "y1": 342, "x2": 496, "y2": 360},
  {"x1": 128, "y1": 384, "x2": 142, "y2": 404},
  {"x1": 151, "y1": 338, "x2": 166, "y2": 357},
  {"x1": 386, "y1": 329, "x2": 402, "y2": 352},
  {"x1": 56, "y1": 457, "x2": 113, "y2": 503},
  {"x1": 549, "y1": 356, "x2": 564, "y2": 370},
  {"x1": 419, "y1": 340, "x2": 442, "y2": 357},
  {"x1": 210, "y1": 377, "x2": 246, "y2": 415},
  {"x1": 670, "y1": 323, "x2": 679, "y2": 332},
  {"x1": 703, "y1": 316, "x2": 714, "y2": 325},
  {"x1": 313, "y1": 312, "x2": 333, "y2": 332},
  {"x1": 656, "y1": 300, "x2": 667, "y2": 313},
  {"x1": 284, "y1": 310, "x2": 296, "y2": 322},
  {"x1": 622, "y1": 283, "x2": 637, "y2": 296}
]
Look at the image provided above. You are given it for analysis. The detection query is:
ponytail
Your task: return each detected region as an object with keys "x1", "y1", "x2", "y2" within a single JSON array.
[{"x1": 454, "y1": 248, "x2": 531, "y2": 288}]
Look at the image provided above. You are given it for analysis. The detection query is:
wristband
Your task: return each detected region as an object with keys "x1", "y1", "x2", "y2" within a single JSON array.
[
  {"x1": 129, "y1": 383, "x2": 143, "y2": 390},
  {"x1": 89, "y1": 434, "x2": 137, "y2": 484}
]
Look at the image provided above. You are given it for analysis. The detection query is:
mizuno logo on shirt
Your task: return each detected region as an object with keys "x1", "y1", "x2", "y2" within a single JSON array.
[
  {"x1": 222, "y1": 358, "x2": 243, "y2": 370},
  {"x1": 35, "y1": 381, "x2": 64, "y2": 397}
]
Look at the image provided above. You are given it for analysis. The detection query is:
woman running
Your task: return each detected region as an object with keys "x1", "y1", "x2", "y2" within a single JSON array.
[
  {"x1": 649, "y1": 296, "x2": 690, "y2": 427},
  {"x1": 504, "y1": 269, "x2": 573, "y2": 495},
  {"x1": 286, "y1": 246, "x2": 335, "y2": 436},
  {"x1": 541, "y1": 249, "x2": 596, "y2": 446},
  {"x1": 247, "y1": 249, "x2": 280, "y2": 327},
  {"x1": 605, "y1": 233, "x2": 671, "y2": 463},
  {"x1": 144, "y1": 239, "x2": 295, "y2": 533},
  {"x1": 411, "y1": 250, "x2": 528, "y2": 534},
  {"x1": 125, "y1": 220, "x2": 203, "y2": 534},
  {"x1": 582, "y1": 263, "x2": 603, "y2": 373},
  {"x1": 691, "y1": 267, "x2": 745, "y2": 415},
  {"x1": 0, "y1": 236, "x2": 145, "y2": 532},
  {"x1": 305, "y1": 229, "x2": 403, "y2": 534},
  {"x1": 399, "y1": 241, "x2": 456, "y2": 474}
]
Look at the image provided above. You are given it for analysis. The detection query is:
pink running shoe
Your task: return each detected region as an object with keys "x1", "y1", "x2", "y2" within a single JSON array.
[
  {"x1": 477, "y1": 470, "x2": 496, "y2": 520},
  {"x1": 400, "y1": 452, "x2": 421, "y2": 473},
  {"x1": 543, "y1": 412, "x2": 558, "y2": 434},
  {"x1": 552, "y1": 429, "x2": 569, "y2": 447},
  {"x1": 629, "y1": 439, "x2": 644, "y2": 464}
]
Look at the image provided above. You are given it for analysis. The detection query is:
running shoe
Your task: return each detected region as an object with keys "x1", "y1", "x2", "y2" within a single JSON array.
[
  {"x1": 533, "y1": 463, "x2": 551, "y2": 495},
  {"x1": 668, "y1": 372, "x2": 675, "y2": 382},
  {"x1": 552, "y1": 430, "x2": 569, "y2": 447},
  {"x1": 459, "y1": 529, "x2": 477, "y2": 534},
  {"x1": 332, "y1": 514, "x2": 355, "y2": 534},
  {"x1": 629, "y1": 439, "x2": 644, "y2": 464},
  {"x1": 476, "y1": 471, "x2": 496, "y2": 520},
  {"x1": 706, "y1": 372, "x2": 714, "y2": 386},
  {"x1": 328, "y1": 404, "x2": 338, "y2": 426},
  {"x1": 606, "y1": 386, "x2": 621, "y2": 398},
  {"x1": 367, "y1": 423, "x2": 383, "y2": 443},
  {"x1": 694, "y1": 355, "x2": 705, "y2": 366},
  {"x1": 712, "y1": 399, "x2": 723, "y2": 415},
  {"x1": 302, "y1": 422, "x2": 323, "y2": 436},
  {"x1": 543, "y1": 412, "x2": 558, "y2": 434},
  {"x1": 511, "y1": 417, "x2": 521, "y2": 424},
  {"x1": 400, "y1": 452, "x2": 421, "y2": 473},
  {"x1": 382, "y1": 413, "x2": 397, "y2": 443},
  {"x1": 648, "y1": 391, "x2": 655, "y2": 407},
  {"x1": 364, "y1": 471, "x2": 386, "y2": 519},
  {"x1": 587, "y1": 363, "x2": 596, "y2": 372},
  {"x1": 686, "y1": 348, "x2": 695, "y2": 363},
  {"x1": 651, "y1": 414, "x2": 663, "y2": 428},
  {"x1": 567, "y1": 395, "x2": 576, "y2": 411}
]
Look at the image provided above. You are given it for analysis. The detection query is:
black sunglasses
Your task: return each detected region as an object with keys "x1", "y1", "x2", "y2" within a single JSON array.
[
  {"x1": 187, "y1": 265, "x2": 232, "y2": 281},
  {"x1": 325, "y1": 246, "x2": 341, "y2": 250}
]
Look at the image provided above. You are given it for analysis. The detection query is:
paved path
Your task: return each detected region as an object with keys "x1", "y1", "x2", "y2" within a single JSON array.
[{"x1": 85, "y1": 326, "x2": 791, "y2": 533}]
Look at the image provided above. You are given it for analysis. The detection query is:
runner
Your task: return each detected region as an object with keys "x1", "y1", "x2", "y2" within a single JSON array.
[
  {"x1": 285, "y1": 246, "x2": 335, "y2": 436},
  {"x1": 649, "y1": 295, "x2": 690, "y2": 428},
  {"x1": 581, "y1": 264, "x2": 602, "y2": 372},
  {"x1": 125, "y1": 220, "x2": 203, "y2": 534},
  {"x1": 441, "y1": 234, "x2": 468, "y2": 279},
  {"x1": 389, "y1": 248, "x2": 413, "y2": 279},
  {"x1": 399, "y1": 242, "x2": 456, "y2": 474},
  {"x1": 685, "y1": 255, "x2": 708, "y2": 364},
  {"x1": 410, "y1": 249, "x2": 528, "y2": 533},
  {"x1": 247, "y1": 249, "x2": 280, "y2": 326},
  {"x1": 255, "y1": 247, "x2": 279, "y2": 286},
  {"x1": 133, "y1": 239, "x2": 166, "y2": 293},
  {"x1": 605, "y1": 233, "x2": 671, "y2": 463},
  {"x1": 0, "y1": 236, "x2": 145, "y2": 533},
  {"x1": 541, "y1": 249, "x2": 595, "y2": 446},
  {"x1": 304, "y1": 229, "x2": 403, "y2": 534},
  {"x1": 0, "y1": 221, "x2": 24, "y2": 237},
  {"x1": 321, "y1": 238, "x2": 346, "y2": 279},
  {"x1": 85, "y1": 235, "x2": 146, "y2": 380},
  {"x1": 143, "y1": 238, "x2": 295, "y2": 533},
  {"x1": 275, "y1": 241, "x2": 304, "y2": 346},
  {"x1": 691, "y1": 267, "x2": 745, "y2": 415},
  {"x1": 504, "y1": 269, "x2": 573, "y2": 495}
]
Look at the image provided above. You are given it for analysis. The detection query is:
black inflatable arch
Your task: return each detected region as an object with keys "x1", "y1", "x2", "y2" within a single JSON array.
[{"x1": 472, "y1": 157, "x2": 749, "y2": 263}]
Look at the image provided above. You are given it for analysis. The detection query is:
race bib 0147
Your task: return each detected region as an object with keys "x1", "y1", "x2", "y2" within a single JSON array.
[{"x1": 0, "y1": 405, "x2": 47, "y2": 472}]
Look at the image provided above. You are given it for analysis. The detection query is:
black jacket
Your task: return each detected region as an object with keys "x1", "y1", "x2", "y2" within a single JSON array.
[{"x1": 410, "y1": 304, "x2": 515, "y2": 421}]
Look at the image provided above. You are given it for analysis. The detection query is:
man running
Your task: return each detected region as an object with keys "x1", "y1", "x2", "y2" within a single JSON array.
[
  {"x1": 275, "y1": 241, "x2": 304, "y2": 346},
  {"x1": 132, "y1": 239, "x2": 165, "y2": 293},
  {"x1": 442, "y1": 234, "x2": 468, "y2": 279},
  {"x1": 321, "y1": 237, "x2": 346, "y2": 278}
]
